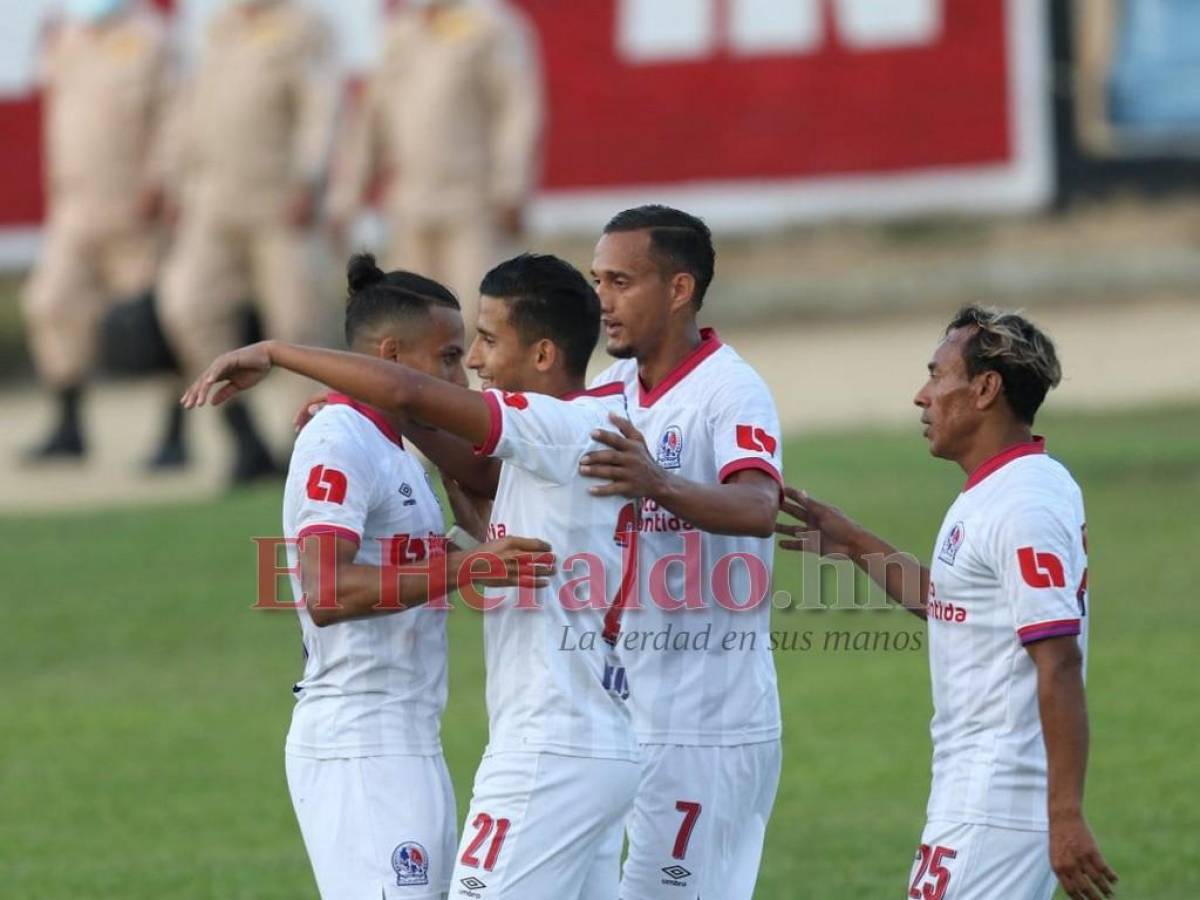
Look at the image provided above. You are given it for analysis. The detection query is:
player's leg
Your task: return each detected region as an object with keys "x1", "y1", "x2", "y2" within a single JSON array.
[
  {"x1": 286, "y1": 752, "x2": 457, "y2": 900},
  {"x1": 620, "y1": 741, "x2": 780, "y2": 900},
  {"x1": 700, "y1": 739, "x2": 782, "y2": 899},
  {"x1": 578, "y1": 815, "x2": 625, "y2": 900},
  {"x1": 619, "y1": 744, "x2": 717, "y2": 900},
  {"x1": 904, "y1": 820, "x2": 1056, "y2": 900},
  {"x1": 20, "y1": 210, "x2": 104, "y2": 458},
  {"x1": 450, "y1": 751, "x2": 639, "y2": 900}
]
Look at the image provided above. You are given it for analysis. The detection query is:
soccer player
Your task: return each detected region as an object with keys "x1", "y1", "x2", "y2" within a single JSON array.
[
  {"x1": 775, "y1": 307, "x2": 1117, "y2": 900},
  {"x1": 582, "y1": 206, "x2": 784, "y2": 900},
  {"x1": 183, "y1": 253, "x2": 641, "y2": 899},
  {"x1": 274, "y1": 258, "x2": 548, "y2": 899}
]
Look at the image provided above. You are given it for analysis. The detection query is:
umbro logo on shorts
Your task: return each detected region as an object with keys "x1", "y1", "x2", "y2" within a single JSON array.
[
  {"x1": 459, "y1": 875, "x2": 487, "y2": 891},
  {"x1": 661, "y1": 864, "x2": 692, "y2": 884}
]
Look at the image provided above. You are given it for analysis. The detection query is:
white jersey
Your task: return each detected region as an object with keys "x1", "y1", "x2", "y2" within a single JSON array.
[
  {"x1": 591, "y1": 329, "x2": 783, "y2": 746},
  {"x1": 926, "y1": 439, "x2": 1089, "y2": 830},
  {"x1": 475, "y1": 384, "x2": 639, "y2": 761},
  {"x1": 282, "y1": 394, "x2": 449, "y2": 759}
]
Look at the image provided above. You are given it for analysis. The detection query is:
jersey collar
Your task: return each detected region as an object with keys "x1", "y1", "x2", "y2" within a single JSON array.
[
  {"x1": 326, "y1": 392, "x2": 404, "y2": 448},
  {"x1": 638, "y1": 327, "x2": 723, "y2": 408},
  {"x1": 963, "y1": 436, "x2": 1045, "y2": 491}
]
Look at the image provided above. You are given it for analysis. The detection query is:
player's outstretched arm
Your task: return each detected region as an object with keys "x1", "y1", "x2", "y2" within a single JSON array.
[
  {"x1": 1026, "y1": 636, "x2": 1118, "y2": 900},
  {"x1": 298, "y1": 532, "x2": 554, "y2": 627},
  {"x1": 181, "y1": 340, "x2": 493, "y2": 447},
  {"x1": 775, "y1": 487, "x2": 929, "y2": 619},
  {"x1": 293, "y1": 393, "x2": 501, "y2": 498},
  {"x1": 578, "y1": 414, "x2": 779, "y2": 537}
]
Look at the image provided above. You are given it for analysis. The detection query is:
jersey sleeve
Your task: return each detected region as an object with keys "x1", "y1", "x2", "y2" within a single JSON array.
[
  {"x1": 475, "y1": 389, "x2": 593, "y2": 484},
  {"x1": 709, "y1": 370, "x2": 784, "y2": 487},
  {"x1": 996, "y1": 503, "x2": 1086, "y2": 644},
  {"x1": 290, "y1": 418, "x2": 378, "y2": 548}
]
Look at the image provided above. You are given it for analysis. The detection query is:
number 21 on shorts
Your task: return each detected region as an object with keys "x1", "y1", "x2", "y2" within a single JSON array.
[
  {"x1": 460, "y1": 813, "x2": 510, "y2": 871},
  {"x1": 909, "y1": 843, "x2": 956, "y2": 900}
]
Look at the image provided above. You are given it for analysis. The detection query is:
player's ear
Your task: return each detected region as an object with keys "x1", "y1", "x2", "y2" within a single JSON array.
[
  {"x1": 532, "y1": 337, "x2": 557, "y2": 373},
  {"x1": 668, "y1": 272, "x2": 696, "y2": 313},
  {"x1": 975, "y1": 370, "x2": 1004, "y2": 411},
  {"x1": 378, "y1": 335, "x2": 401, "y2": 362}
]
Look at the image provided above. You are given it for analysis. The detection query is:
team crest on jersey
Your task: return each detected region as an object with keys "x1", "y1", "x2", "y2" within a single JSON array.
[
  {"x1": 938, "y1": 521, "x2": 965, "y2": 566},
  {"x1": 657, "y1": 426, "x2": 684, "y2": 469},
  {"x1": 392, "y1": 841, "x2": 430, "y2": 887}
]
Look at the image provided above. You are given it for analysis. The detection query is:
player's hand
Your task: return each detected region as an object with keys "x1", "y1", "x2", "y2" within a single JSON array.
[
  {"x1": 294, "y1": 391, "x2": 330, "y2": 432},
  {"x1": 467, "y1": 536, "x2": 555, "y2": 589},
  {"x1": 1050, "y1": 813, "x2": 1117, "y2": 899},
  {"x1": 579, "y1": 414, "x2": 667, "y2": 499},
  {"x1": 775, "y1": 486, "x2": 861, "y2": 558},
  {"x1": 180, "y1": 341, "x2": 274, "y2": 409}
]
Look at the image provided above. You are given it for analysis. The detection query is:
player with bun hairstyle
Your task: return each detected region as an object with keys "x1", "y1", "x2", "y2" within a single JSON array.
[
  {"x1": 268, "y1": 253, "x2": 552, "y2": 900},
  {"x1": 183, "y1": 252, "x2": 643, "y2": 898}
]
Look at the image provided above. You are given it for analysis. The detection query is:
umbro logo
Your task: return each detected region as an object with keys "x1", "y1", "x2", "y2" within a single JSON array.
[
  {"x1": 399, "y1": 482, "x2": 416, "y2": 506},
  {"x1": 661, "y1": 864, "x2": 691, "y2": 881},
  {"x1": 459, "y1": 876, "x2": 487, "y2": 890}
]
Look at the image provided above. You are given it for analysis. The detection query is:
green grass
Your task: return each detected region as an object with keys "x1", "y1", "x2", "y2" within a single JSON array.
[{"x1": 2, "y1": 404, "x2": 1197, "y2": 897}]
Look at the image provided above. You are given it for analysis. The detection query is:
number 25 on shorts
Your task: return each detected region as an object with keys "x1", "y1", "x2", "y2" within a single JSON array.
[
  {"x1": 909, "y1": 843, "x2": 956, "y2": 900},
  {"x1": 460, "y1": 813, "x2": 511, "y2": 872}
]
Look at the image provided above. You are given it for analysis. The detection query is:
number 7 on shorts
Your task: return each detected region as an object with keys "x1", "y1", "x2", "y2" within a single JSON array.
[{"x1": 672, "y1": 801, "x2": 702, "y2": 860}]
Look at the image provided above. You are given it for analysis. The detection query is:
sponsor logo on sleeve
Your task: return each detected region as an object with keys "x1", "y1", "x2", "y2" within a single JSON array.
[
  {"x1": 306, "y1": 465, "x2": 347, "y2": 504},
  {"x1": 735, "y1": 424, "x2": 777, "y2": 455},
  {"x1": 1017, "y1": 547, "x2": 1066, "y2": 588}
]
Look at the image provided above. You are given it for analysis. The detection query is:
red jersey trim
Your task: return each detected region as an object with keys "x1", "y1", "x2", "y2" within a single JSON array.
[
  {"x1": 964, "y1": 436, "x2": 1046, "y2": 491},
  {"x1": 296, "y1": 523, "x2": 362, "y2": 548},
  {"x1": 563, "y1": 381, "x2": 625, "y2": 401},
  {"x1": 718, "y1": 457, "x2": 783, "y2": 488},
  {"x1": 475, "y1": 390, "x2": 503, "y2": 456},
  {"x1": 638, "y1": 327, "x2": 723, "y2": 408},
  {"x1": 326, "y1": 392, "x2": 404, "y2": 448},
  {"x1": 1017, "y1": 618, "x2": 1081, "y2": 645}
]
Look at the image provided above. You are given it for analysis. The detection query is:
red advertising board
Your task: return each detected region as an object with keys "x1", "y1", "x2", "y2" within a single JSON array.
[{"x1": 0, "y1": 0, "x2": 1050, "y2": 260}]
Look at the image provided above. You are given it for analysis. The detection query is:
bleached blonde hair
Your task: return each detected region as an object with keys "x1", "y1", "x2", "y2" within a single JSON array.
[{"x1": 946, "y1": 305, "x2": 1062, "y2": 424}]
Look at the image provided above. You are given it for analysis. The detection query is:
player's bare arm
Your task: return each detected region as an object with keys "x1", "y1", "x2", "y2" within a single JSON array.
[
  {"x1": 181, "y1": 340, "x2": 493, "y2": 448},
  {"x1": 579, "y1": 413, "x2": 778, "y2": 538},
  {"x1": 294, "y1": 391, "x2": 502, "y2": 497},
  {"x1": 775, "y1": 486, "x2": 929, "y2": 619},
  {"x1": 1025, "y1": 635, "x2": 1118, "y2": 900},
  {"x1": 298, "y1": 532, "x2": 554, "y2": 627}
]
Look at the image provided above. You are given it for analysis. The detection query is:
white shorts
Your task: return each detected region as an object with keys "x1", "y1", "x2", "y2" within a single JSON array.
[
  {"x1": 286, "y1": 752, "x2": 457, "y2": 900},
  {"x1": 619, "y1": 741, "x2": 782, "y2": 900},
  {"x1": 905, "y1": 820, "x2": 1057, "y2": 900},
  {"x1": 449, "y1": 750, "x2": 640, "y2": 900}
]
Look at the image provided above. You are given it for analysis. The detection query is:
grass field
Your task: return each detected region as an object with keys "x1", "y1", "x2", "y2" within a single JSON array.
[{"x1": 3, "y1": 403, "x2": 1197, "y2": 898}]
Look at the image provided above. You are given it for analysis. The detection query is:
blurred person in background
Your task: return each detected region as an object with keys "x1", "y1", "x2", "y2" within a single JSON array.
[
  {"x1": 21, "y1": 0, "x2": 172, "y2": 463},
  {"x1": 158, "y1": 0, "x2": 338, "y2": 485},
  {"x1": 327, "y1": 0, "x2": 543, "y2": 332}
]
